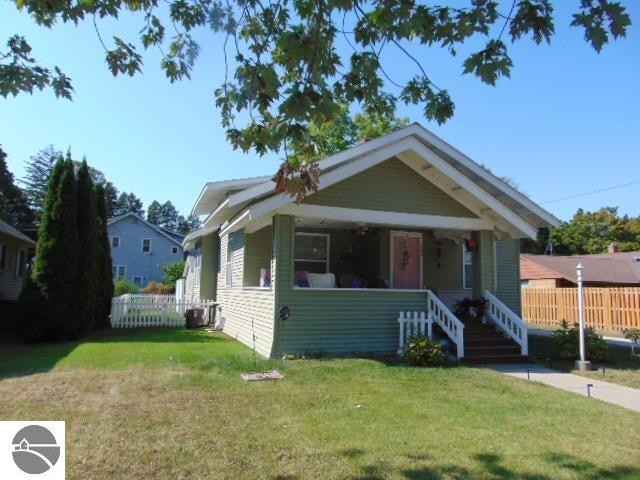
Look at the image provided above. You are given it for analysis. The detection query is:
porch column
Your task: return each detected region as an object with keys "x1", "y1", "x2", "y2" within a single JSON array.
[
  {"x1": 472, "y1": 230, "x2": 495, "y2": 298},
  {"x1": 272, "y1": 214, "x2": 295, "y2": 294}
]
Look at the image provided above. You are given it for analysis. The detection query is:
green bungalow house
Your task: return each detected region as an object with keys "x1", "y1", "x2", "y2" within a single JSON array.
[{"x1": 182, "y1": 124, "x2": 559, "y2": 362}]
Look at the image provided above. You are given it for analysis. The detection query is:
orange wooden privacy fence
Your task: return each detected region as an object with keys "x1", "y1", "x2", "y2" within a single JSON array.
[{"x1": 521, "y1": 287, "x2": 640, "y2": 333}]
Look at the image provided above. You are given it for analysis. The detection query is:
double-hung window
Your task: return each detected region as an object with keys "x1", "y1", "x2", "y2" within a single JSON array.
[
  {"x1": 15, "y1": 250, "x2": 25, "y2": 278},
  {"x1": 225, "y1": 241, "x2": 233, "y2": 288},
  {"x1": 111, "y1": 236, "x2": 120, "y2": 248},
  {"x1": 294, "y1": 233, "x2": 330, "y2": 274},
  {"x1": 142, "y1": 238, "x2": 152, "y2": 253},
  {"x1": 112, "y1": 265, "x2": 127, "y2": 280}
]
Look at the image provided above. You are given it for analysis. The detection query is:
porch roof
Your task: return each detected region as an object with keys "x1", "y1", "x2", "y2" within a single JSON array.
[{"x1": 190, "y1": 123, "x2": 560, "y2": 241}]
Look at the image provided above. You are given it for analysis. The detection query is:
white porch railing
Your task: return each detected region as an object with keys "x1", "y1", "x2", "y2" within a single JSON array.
[
  {"x1": 484, "y1": 290, "x2": 528, "y2": 355},
  {"x1": 397, "y1": 311, "x2": 432, "y2": 355},
  {"x1": 427, "y1": 290, "x2": 465, "y2": 359},
  {"x1": 397, "y1": 291, "x2": 465, "y2": 359},
  {"x1": 110, "y1": 294, "x2": 218, "y2": 328}
]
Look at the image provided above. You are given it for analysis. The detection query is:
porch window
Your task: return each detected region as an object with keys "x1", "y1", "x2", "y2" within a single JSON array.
[
  {"x1": 15, "y1": 250, "x2": 25, "y2": 278},
  {"x1": 462, "y1": 243, "x2": 473, "y2": 290},
  {"x1": 294, "y1": 233, "x2": 329, "y2": 274}
]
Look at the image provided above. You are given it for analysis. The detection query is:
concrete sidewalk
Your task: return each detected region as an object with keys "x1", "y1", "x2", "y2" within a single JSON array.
[{"x1": 491, "y1": 364, "x2": 640, "y2": 413}]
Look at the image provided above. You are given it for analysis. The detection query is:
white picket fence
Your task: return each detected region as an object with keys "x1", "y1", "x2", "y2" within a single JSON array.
[{"x1": 110, "y1": 294, "x2": 218, "y2": 328}]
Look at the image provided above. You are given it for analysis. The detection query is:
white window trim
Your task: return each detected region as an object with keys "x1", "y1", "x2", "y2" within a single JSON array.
[
  {"x1": 141, "y1": 238, "x2": 152, "y2": 253},
  {"x1": 133, "y1": 275, "x2": 144, "y2": 287},
  {"x1": 15, "y1": 249, "x2": 25, "y2": 278},
  {"x1": 294, "y1": 232, "x2": 330, "y2": 273},
  {"x1": 225, "y1": 240, "x2": 233, "y2": 288},
  {"x1": 194, "y1": 247, "x2": 202, "y2": 287},
  {"x1": 113, "y1": 265, "x2": 127, "y2": 280},
  {"x1": 111, "y1": 236, "x2": 120, "y2": 248},
  {"x1": 462, "y1": 243, "x2": 473, "y2": 290},
  {"x1": 389, "y1": 231, "x2": 423, "y2": 289}
]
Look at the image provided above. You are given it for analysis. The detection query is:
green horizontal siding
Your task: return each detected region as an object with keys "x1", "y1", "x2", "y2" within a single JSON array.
[
  {"x1": 274, "y1": 290, "x2": 428, "y2": 355},
  {"x1": 244, "y1": 226, "x2": 272, "y2": 287},
  {"x1": 494, "y1": 239, "x2": 522, "y2": 314},
  {"x1": 305, "y1": 157, "x2": 477, "y2": 217}
]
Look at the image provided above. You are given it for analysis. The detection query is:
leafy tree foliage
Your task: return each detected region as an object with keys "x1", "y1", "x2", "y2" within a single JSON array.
[
  {"x1": 147, "y1": 199, "x2": 201, "y2": 235},
  {"x1": 0, "y1": 145, "x2": 36, "y2": 232},
  {"x1": 551, "y1": 207, "x2": 640, "y2": 255},
  {"x1": 113, "y1": 191, "x2": 145, "y2": 217},
  {"x1": 103, "y1": 181, "x2": 119, "y2": 218},
  {"x1": 162, "y1": 260, "x2": 186, "y2": 288},
  {"x1": 2, "y1": 0, "x2": 633, "y2": 196},
  {"x1": 95, "y1": 184, "x2": 115, "y2": 327}
]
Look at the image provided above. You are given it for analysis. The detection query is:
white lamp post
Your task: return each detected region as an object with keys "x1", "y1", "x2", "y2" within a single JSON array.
[{"x1": 575, "y1": 263, "x2": 591, "y2": 371}]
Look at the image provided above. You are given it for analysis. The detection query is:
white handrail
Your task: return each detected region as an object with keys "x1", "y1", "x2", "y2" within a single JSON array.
[
  {"x1": 427, "y1": 290, "x2": 465, "y2": 359},
  {"x1": 484, "y1": 290, "x2": 528, "y2": 355}
]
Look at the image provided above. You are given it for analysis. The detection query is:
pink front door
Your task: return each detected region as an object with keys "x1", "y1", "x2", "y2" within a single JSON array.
[{"x1": 392, "y1": 233, "x2": 422, "y2": 289}]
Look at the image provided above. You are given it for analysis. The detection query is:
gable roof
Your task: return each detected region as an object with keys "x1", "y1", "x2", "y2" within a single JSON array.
[
  {"x1": 521, "y1": 252, "x2": 640, "y2": 285},
  {"x1": 0, "y1": 219, "x2": 36, "y2": 245},
  {"x1": 107, "y1": 212, "x2": 184, "y2": 247},
  {"x1": 189, "y1": 123, "x2": 560, "y2": 244}
]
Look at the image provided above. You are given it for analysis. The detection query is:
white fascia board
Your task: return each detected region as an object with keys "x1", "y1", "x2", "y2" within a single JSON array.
[
  {"x1": 225, "y1": 124, "x2": 425, "y2": 209},
  {"x1": 203, "y1": 198, "x2": 230, "y2": 227},
  {"x1": 278, "y1": 204, "x2": 493, "y2": 231},
  {"x1": 404, "y1": 138, "x2": 539, "y2": 239},
  {"x1": 219, "y1": 209, "x2": 250, "y2": 237},
  {"x1": 413, "y1": 125, "x2": 561, "y2": 228}
]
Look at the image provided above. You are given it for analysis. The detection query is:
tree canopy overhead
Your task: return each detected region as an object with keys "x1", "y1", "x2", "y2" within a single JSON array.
[{"x1": 1, "y1": 1, "x2": 633, "y2": 194}]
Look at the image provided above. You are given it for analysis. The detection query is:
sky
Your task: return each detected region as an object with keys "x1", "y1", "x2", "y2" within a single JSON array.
[{"x1": 1, "y1": 2, "x2": 639, "y2": 222}]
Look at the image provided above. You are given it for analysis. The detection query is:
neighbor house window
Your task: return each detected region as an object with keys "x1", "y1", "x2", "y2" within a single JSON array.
[
  {"x1": 193, "y1": 247, "x2": 201, "y2": 287},
  {"x1": 111, "y1": 236, "x2": 120, "y2": 248},
  {"x1": 15, "y1": 250, "x2": 25, "y2": 278},
  {"x1": 112, "y1": 265, "x2": 127, "y2": 280},
  {"x1": 463, "y1": 243, "x2": 473, "y2": 290},
  {"x1": 171, "y1": 246, "x2": 179, "y2": 254},
  {"x1": 142, "y1": 238, "x2": 152, "y2": 253},
  {"x1": 133, "y1": 276, "x2": 143, "y2": 287},
  {"x1": 294, "y1": 233, "x2": 330, "y2": 274},
  {"x1": 0, "y1": 243, "x2": 6, "y2": 270}
]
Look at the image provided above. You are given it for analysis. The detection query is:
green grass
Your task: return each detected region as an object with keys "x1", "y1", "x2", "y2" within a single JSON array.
[
  {"x1": 1, "y1": 328, "x2": 639, "y2": 479},
  {"x1": 529, "y1": 334, "x2": 640, "y2": 389}
]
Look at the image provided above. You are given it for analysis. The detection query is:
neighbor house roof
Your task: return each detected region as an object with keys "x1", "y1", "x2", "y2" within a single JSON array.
[
  {"x1": 186, "y1": 123, "x2": 561, "y2": 249},
  {"x1": 521, "y1": 252, "x2": 640, "y2": 285},
  {"x1": 0, "y1": 219, "x2": 36, "y2": 245},
  {"x1": 107, "y1": 212, "x2": 184, "y2": 247}
]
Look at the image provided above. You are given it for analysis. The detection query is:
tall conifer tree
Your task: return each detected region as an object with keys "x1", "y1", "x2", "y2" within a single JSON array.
[
  {"x1": 95, "y1": 184, "x2": 114, "y2": 327},
  {"x1": 76, "y1": 160, "x2": 98, "y2": 332}
]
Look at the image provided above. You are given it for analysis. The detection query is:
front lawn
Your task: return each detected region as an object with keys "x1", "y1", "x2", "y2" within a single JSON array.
[
  {"x1": 529, "y1": 334, "x2": 640, "y2": 390},
  {"x1": 1, "y1": 328, "x2": 639, "y2": 479}
]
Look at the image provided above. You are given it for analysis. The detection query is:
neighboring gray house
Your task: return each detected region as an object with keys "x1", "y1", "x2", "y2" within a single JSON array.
[
  {"x1": 182, "y1": 124, "x2": 559, "y2": 362},
  {"x1": 0, "y1": 219, "x2": 36, "y2": 302},
  {"x1": 108, "y1": 213, "x2": 184, "y2": 288}
]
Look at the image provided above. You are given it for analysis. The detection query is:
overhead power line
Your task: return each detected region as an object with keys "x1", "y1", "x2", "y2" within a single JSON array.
[{"x1": 540, "y1": 179, "x2": 640, "y2": 204}]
